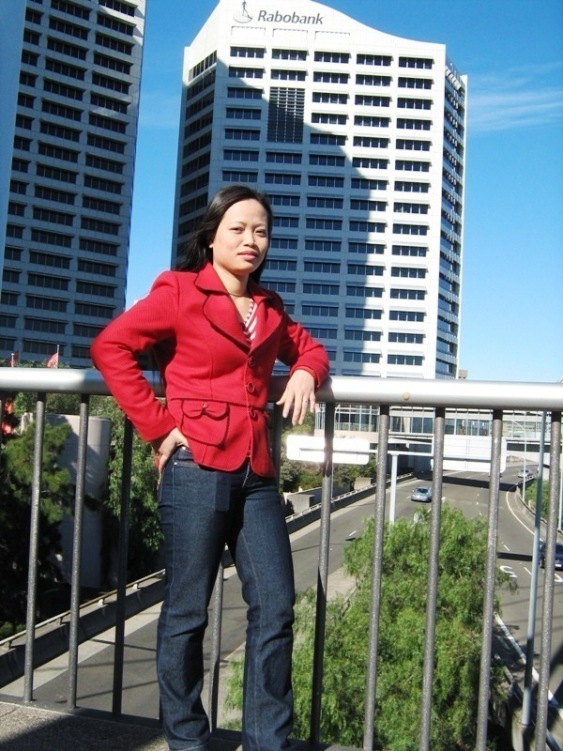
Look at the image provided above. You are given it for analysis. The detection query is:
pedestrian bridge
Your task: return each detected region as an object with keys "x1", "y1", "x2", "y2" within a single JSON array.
[{"x1": 0, "y1": 370, "x2": 561, "y2": 750}]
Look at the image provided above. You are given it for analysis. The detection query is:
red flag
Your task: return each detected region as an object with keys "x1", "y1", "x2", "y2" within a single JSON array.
[{"x1": 47, "y1": 351, "x2": 59, "y2": 368}]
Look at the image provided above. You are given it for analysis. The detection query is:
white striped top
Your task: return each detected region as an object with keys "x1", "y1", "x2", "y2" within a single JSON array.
[{"x1": 242, "y1": 300, "x2": 257, "y2": 344}]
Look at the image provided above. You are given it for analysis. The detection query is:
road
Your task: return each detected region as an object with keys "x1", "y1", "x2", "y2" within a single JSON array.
[{"x1": 13, "y1": 466, "x2": 563, "y2": 721}]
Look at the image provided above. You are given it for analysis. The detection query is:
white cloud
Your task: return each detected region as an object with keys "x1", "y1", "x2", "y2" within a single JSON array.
[{"x1": 468, "y1": 62, "x2": 563, "y2": 133}]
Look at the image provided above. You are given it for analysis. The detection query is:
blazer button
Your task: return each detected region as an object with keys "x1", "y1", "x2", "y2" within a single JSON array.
[
  {"x1": 246, "y1": 382, "x2": 255, "y2": 393},
  {"x1": 248, "y1": 356, "x2": 256, "y2": 368}
]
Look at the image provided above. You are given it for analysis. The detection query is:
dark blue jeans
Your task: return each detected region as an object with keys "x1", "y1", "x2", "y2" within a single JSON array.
[{"x1": 157, "y1": 447, "x2": 295, "y2": 751}]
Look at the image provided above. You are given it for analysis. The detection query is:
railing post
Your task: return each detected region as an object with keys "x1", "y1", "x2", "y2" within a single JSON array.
[
  {"x1": 475, "y1": 409, "x2": 504, "y2": 750},
  {"x1": 363, "y1": 405, "x2": 390, "y2": 750},
  {"x1": 535, "y1": 411, "x2": 562, "y2": 746},
  {"x1": 112, "y1": 416, "x2": 134, "y2": 716},
  {"x1": 67, "y1": 395, "x2": 90, "y2": 708},
  {"x1": 418, "y1": 407, "x2": 446, "y2": 750},
  {"x1": 23, "y1": 393, "x2": 47, "y2": 703},
  {"x1": 309, "y1": 401, "x2": 335, "y2": 743}
]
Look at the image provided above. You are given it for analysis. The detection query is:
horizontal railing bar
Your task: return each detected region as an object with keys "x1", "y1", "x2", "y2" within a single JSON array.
[{"x1": 1, "y1": 369, "x2": 562, "y2": 412}]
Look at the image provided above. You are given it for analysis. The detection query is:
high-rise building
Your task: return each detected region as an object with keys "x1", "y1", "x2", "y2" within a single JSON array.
[
  {"x1": 173, "y1": 0, "x2": 467, "y2": 379},
  {"x1": 0, "y1": 0, "x2": 145, "y2": 368}
]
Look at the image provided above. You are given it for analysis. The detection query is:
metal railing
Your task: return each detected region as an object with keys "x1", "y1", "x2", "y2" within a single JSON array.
[{"x1": 0, "y1": 368, "x2": 562, "y2": 750}]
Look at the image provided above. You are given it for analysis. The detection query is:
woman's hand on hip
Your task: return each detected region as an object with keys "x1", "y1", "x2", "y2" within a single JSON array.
[
  {"x1": 151, "y1": 427, "x2": 189, "y2": 472},
  {"x1": 276, "y1": 369, "x2": 317, "y2": 426}
]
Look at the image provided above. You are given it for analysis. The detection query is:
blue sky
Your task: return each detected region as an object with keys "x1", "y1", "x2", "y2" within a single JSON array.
[{"x1": 127, "y1": 0, "x2": 563, "y2": 383}]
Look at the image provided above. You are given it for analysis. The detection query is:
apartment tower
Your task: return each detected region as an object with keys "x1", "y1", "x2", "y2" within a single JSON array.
[
  {"x1": 173, "y1": 0, "x2": 467, "y2": 379},
  {"x1": 0, "y1": 0, "x2": 145, "y2": 367}
]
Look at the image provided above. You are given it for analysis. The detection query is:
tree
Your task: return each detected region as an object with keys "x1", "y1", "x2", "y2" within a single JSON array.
[
  {"x1": 0, "y1": 421, "x2": 74, "y2": 636},
  {"x1": 225, "y1": 505, "x2": 513, "y2": 749}
]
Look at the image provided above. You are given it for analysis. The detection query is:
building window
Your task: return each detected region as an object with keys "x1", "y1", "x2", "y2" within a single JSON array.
[
  {"x1": 267, "y1": 281, "x2": 295, "y2": 294},
  {"x1": 348, "y1": 242, "x2": 385, "y2": 255},
  {"x1": 225, "y1": 128, "x2": 260, "y2": 141},
  {"x1": 271, "y1": 69, "x2": 306, "y2": 81},
  {"x1": 272, "y1": 49, "x2": 307, "y2": 60},
  {"x1": 305, "y1": 239, "x2": 341, "y2": 252},
  {"x1": 393, "y1": 223, "x2": 428, "y2": 235},
  {"x1": 27, "y1": 295, "x2": 68, "y2": 313},
  {"x1": 396, "y1": 139, "x2": 431, "y2": 151},
  {"x1": 302, "y1": 305, "x2": 338, "y2": 317},
  {"x1": 266, "y1": 152, "x2": 301, "y2": 164},
  {"x1": 395, "y1": 160, "x2": 430, "y2": 172},
  {"x1": 398, "y1": 77, "x2": 433, "y2": 89},
  {"x1": 309, "y1": 175, "x2": 344, "y2": 188},
  {"x1": 392, "y1": 245, "x2": 428, "y2": 257},
  {"x1": 314, "y1": 51, "x2": 350, "y2": 63},
  {"x1": 267, "y1": 88, "x2": 305, "y2": 143},
  {"x1": 357, "y1": 54, "x2": 392, "y2": 66},
  {"x1": 222, "y1": 170, "x2": 258, "y2": 183},
  {"x1": 356, "y1": 74, "x2": 392, "y2": 86},
  {"x1": 345, "y1": 329, "x2": 382, "y2": 342},
  {"x1": 397, "y1": 118, "x2": 432, "y2": 130},
  {"x1": 346, "y1": 285, "x2": 383, "y2": 298},
  {"x1": 394, "y1": 181, "x2": 430, "y2": 193},
  {"x1": 389, "y1": 331, "x2": 424, "y2": 344},
  {"x1": 306, "y1": 218, "x2": 342, "y2": 231},
  {"x1": 388, "y1": 354, "x2": 423, "y2": 365},
  {"x1": 348, "y1": 264, "x2": 384, "y2": 276},
  {"x1": 265, "y1": 173, "x2": 301, "y2": 185},
  {"x1": 346, "y1": 307, "x2": 382, "y2": 320},
  {"x1": 352, "y1": 157, "x2": 388, "y2": 169},
  {"x1": 307, "y1": 196, "x2": 343, "y2": 209},
  {"x1": 312, "y1": 113, "x2": 347, "y2": 125},
  {"x1": 393, "y1": 202, "x2": 429, "y2": 214},
  {"x1": 304, "y1": 261, "x2": 340, "y2": 274},
  {"x1": 344, "y1": 352, "x2": 381, "y2": 364},
  {"x1": 230, "y1": 47, "x2": 265, "y2": 58},
  {"x1": 28, "y1": 273, "x2": 70, "y2": 290},
  {"x1": 303, "y1": 283, "x2": 340, "y2": 295},
  {"x1": 310, "y1": 154, "x2": 345, "y2": 167},
  {"x1": 355, "y1": 95, "x2": 391, "y2": 107},
  {"x1": 310, "y1": 133, "x2": 346, "y2": 145},
  {"x1": 350, "y1": 199, "x2": 386, "y2": 211},
  {"x1": 228, "y1": 67, "x2": 264, "y2": 79},
  {"x1": 268, "y1": 195, "x2": 300, "y2": 207},
  {"x1": 266, "y1": 259, "x2": 297, "y2": 271},
  {"x1": 390, "y1": 310, "x2": 425, "y2": 321},
  {"x1": 312, "y1": 92, "x2": 348, "y2": 104},
  {"x1": 313, "y1": 72, "x2": 349, "y2": 84},
  {"x1": 224, "y1": 149, "x2": 259, "y2": 161},
  {"x1": 390, "y1": 288, "x2": 426, "y2": 300},
  {"x1": 349, "y1": 220, "x2": 385, "y2": 233},
  {"x1": 270, "y1": 237, "x2": 298, "y2": 250},
  {"x1": 391, "y1": 267, "x2": 427, "y2": 279},
  {"x1": 398, "y1": 98, "x2": 432, "y2": 110},
  {"x1": 353, "y1": 136, "x2": 389, "y2": 148},
  {"x1": 227, "y1": 86, "x2": 262, "y2": 100},
  {"x1": 399, "y1": 57, "x2": 434, "y2": 69}
]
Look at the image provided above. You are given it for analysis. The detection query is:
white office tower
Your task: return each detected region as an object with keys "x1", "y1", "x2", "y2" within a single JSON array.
[
  {"x1": 173, "y1": 0, "x2": 467, "y2": 378},
  {"x1": 0, "y1": 0, "x2": 145, "y2": 367}
]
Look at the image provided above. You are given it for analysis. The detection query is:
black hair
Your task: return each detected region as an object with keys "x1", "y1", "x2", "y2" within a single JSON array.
[{"x1": 176, "y1": 185, "x2": 273, "y2": 283}]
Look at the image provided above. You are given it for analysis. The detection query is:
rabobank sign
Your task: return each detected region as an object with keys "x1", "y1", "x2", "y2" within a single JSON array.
[{"x1": 233, "y1": 2, "x2": 324, "y2": 25}]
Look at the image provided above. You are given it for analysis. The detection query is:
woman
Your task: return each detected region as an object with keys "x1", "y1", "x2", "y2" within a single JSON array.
[{"x1": 91, "y1": 185, "x2": 329, "y2": 751}]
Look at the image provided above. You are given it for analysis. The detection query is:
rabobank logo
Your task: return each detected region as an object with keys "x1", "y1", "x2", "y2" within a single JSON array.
[
  {"x1": 233, "y1": 3, "x2": 324, "y2": 26},
  {"x1": 234, "y1": 1, "x2": 253, "y2": 23}
]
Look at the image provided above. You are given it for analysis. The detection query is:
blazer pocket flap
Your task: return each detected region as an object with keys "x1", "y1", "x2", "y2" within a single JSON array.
[{"x1": 180, "y1": 400, "x2": 229, "y2": 445}]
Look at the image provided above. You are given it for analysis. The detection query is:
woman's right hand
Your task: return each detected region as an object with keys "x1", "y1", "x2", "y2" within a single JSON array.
[{"x1": 151, "y1": 427, "x2": 189, "y2": 472}]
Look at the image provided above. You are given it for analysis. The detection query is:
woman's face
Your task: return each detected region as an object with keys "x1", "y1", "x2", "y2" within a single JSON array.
[{"x1": 210, "y1": 199, "x2": 269, "y2": 284}]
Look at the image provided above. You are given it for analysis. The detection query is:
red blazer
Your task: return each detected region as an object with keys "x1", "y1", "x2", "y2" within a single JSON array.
[{"x1": 91, "y1": 263, "x2": 330, "y2": 476}]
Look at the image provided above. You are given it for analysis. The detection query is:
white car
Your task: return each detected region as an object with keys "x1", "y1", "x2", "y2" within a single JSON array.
[
  {"x1": 411, "y1": 486, "x2": 432, "y2": 503},
  {"x1": 518, "y1": 469, "x2": 534, "y2": 481}
]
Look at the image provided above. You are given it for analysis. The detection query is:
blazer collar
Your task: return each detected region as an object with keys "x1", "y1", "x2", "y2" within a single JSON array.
[{"x1": 195, "y1": 263, "x2": 281, "y2": 349}]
